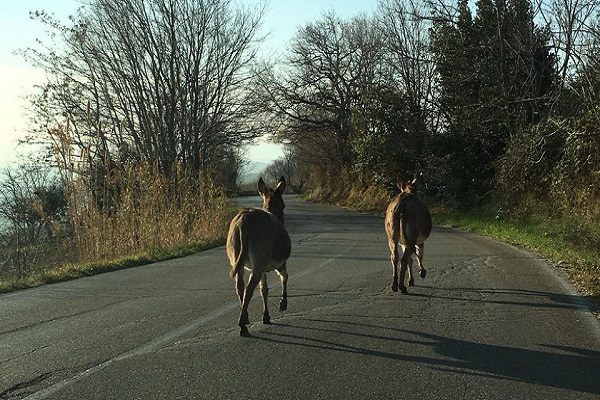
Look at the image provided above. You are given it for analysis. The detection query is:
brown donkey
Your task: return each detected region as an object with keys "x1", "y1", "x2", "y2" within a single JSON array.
[
  {"x1": 384, "y1": 175, "x2": 432, "y2": 293},
  {"x1": 226, "y1": 176, "x2": 291, "y2": 336}
]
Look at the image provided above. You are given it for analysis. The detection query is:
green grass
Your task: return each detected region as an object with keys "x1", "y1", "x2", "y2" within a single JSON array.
[
  {"x1": 432, "y1": 207, "x2": 600, "y2": 304},
  {"x1": 0, "y1": 239, "x2": 224, "y2": 293}
]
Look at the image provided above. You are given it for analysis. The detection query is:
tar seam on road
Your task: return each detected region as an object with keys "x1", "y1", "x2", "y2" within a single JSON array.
[{"x1": 24, "y1": 238, "x2": 358, "y2": 400}]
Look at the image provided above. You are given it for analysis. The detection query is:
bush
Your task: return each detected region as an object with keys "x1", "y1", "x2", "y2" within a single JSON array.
[
  {"x1": 497, "y1": 119, "x2": 566, "y2": 212},
  {"x1": 552, "y1": 109, "x2": 600, "y2": 218},
  {"x1": 498, "y1": 113, "x2": 600, "y2": 219}
]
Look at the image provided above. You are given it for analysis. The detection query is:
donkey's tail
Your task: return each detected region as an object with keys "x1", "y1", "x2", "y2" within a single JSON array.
[
  {"x1": 400, "y1": 213, "x2": 418, "y2": 255},
  {"x1": 230, "y1": 226, "x2": 248, "y2": 278}
]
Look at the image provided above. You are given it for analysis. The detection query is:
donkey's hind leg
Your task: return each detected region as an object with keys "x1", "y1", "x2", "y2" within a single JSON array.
[
  {"x1": 259, "y1": 274, "x2": 271, "y2": 324},
  {"x1": 407, "y1": 257, "x2": 415, "y2": 286},
  {"x1": 235, "y1": 269, "x2": 245, "y2": 305},
  {"x1": 389, "y1": 240, "x2": 400, "y2": 292},
  {"x1": 276, "y1": 263, "x2": 288, "y2": 311},
  {"x1": 399, "y1": 245, "x2": 413, "y2": 294},
  {"x1": 416, "y1": 243, "x2": 427, "y2": 279},
  {"x1": 239, "y1": 272, "x2": 261, "y2": 337}
]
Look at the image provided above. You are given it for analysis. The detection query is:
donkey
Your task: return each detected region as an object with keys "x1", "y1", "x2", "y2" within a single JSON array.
[
  {"x1": 384, "y1": 175, "x2": 432, "y2": 294},
  {"x1": 226, "y1": 176, "x2": 291, "y2": 336}
]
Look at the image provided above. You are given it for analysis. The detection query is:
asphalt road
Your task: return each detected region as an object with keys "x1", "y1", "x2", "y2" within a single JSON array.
[{"x1": 1, "y1": 195, "x2": 599, "y2": 400}]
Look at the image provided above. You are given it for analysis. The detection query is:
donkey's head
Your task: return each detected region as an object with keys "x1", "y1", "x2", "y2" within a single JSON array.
[
  {"x1": 258, "y1": 176, "x2": 287, "y2": 223},
  {"x1": 397, "y1": 175, "x2": 419, "y2": 195}
]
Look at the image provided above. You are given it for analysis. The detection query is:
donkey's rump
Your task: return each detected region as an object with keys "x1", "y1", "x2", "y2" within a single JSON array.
[{"x1": 227, "y1": 208, "x2": 290, "y2": 276}]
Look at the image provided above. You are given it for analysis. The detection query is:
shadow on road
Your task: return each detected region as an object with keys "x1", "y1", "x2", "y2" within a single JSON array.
[
  {"x1": 419, "y1": 286, "x2": 600, "y2": 315},
  {"x1": 253, "y1": 318, "x2": 600, "y2": 395}
]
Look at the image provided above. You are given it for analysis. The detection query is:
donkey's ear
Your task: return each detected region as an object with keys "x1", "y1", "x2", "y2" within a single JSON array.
[
  {"x1": 258, "y1": 177, "x2": 269, "y2": 197},
  {"x1": 396, "y1": 173, "x2": 404, "y2": 190},
  {"x1": 274, "y1": 176, "x2": 287, "y2": 195}
]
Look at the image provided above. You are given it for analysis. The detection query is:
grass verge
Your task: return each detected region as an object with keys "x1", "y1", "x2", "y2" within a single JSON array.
[
  {"x1": 0, "y1": 239, "x2": 225, "y2": 294},
  {"x1": 432, "y1": 207, "x2": 600, "y2": 308}
]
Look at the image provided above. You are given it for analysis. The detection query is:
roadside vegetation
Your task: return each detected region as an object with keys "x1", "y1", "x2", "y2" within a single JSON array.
[
  {"x1": 0, "y1": 240, "x2": 223, "y2": 293},
  {"x1": 0, "y1": 161, "x2": 236, "y2": 293},
  {"x1": 1, "y1": 0, "x2": 259, "y2": 292},
  {"x1": 1, "y1": 0, "x2": 598, "y2": 300},
  {"x1": 258, "y1": 0, "x2": 600, "y2": 305}
]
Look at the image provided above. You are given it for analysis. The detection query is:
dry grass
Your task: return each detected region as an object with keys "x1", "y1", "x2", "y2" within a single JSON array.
[
  {"x1": 0, "y1": 161, "x2": 234, "y2": 292},
  {"x1": 65, "y1": 163, "x2": 229, "y2": 262}
]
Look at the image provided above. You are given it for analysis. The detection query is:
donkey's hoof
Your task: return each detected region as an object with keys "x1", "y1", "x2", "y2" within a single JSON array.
[
  {"x1": 391, "y1": 282, "x2": 399, "y2": 292},
  {"x1": 240, "y1": 326, "x2": 251, "y2": 337},
  {"x1": 400, "y1": 286, "x2": 408, "y2": 294},
  {"x1": 420, "y1": 269, "x2": 427, "y2": 278},
  {"x1": 279, "y1": 298, "x2": 288, "y2": 312},
  {"x1": 263, "y1": 315, "x2": 271, "y2": 324},
  {"x1": 408, "y1": 279, "x2": 415, "y2": 286}
]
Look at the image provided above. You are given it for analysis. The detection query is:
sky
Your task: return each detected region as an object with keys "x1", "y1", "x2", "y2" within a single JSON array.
[{"x1": 0, "y1": 0, "x2": 379, "y2": 167}]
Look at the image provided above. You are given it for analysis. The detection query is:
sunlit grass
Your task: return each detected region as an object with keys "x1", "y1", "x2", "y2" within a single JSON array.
[{"x1": 0, "y1": 239, "x2": 225, "y2": 293}]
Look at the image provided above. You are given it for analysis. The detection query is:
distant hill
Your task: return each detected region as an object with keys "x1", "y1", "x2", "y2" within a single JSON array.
[{"x1": 240, "y1": 160, "x2": 269, "y2": 184}]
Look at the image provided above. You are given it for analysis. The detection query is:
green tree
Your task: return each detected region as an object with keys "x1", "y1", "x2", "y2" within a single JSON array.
[
  {"x1": 429, "y1": 0, "x2": 557, "y2": 205},
  {"x1": 351, "y1": 86, "x2": 425, "y2": 186}
]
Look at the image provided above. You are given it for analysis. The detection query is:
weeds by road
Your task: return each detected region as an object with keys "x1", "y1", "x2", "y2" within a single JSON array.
[{"x1": 0, "y1": 239, "x2": 225, "y2": 293}]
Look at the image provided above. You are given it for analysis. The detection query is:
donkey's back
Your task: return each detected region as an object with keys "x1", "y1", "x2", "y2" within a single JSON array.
[{"x1": 388, "y1": 193, "x2": 432, "y2": 248}]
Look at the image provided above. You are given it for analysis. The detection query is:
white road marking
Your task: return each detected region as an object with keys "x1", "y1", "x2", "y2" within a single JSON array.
[{"x1": 24, "y1": 239, "x2": 357, "y2": 400}]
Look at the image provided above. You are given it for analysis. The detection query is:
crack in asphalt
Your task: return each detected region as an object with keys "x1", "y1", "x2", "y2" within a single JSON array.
[
  {"x1": 0, "y1": 373, "x2": 52, "y2": 399},
  {"x1": 0, "y1": 343, "x2": 55, "y2": 365},
  {"x1": 0, "y1": 300, "x2": 125, "y2": 337}
]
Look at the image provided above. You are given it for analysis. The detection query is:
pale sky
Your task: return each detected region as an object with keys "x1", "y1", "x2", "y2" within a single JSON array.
[{"x1": 0, "y1": 0, "x2": 379, "y2": 166}]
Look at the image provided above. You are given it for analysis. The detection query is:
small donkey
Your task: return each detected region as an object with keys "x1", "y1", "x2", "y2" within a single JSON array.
[
  {"x1": 226, "y1": 176, "x2": 291, "y2": 336},
  {"x1": 384, "y1": 175, "x2": 432, "y2": 293}
]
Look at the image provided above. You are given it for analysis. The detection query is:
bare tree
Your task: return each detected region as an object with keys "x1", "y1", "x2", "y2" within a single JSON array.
[
  {"x1": 261, "y1": 148, "x2": 308, "y2": 193},
  {"x1": 258, "y1": 12, "x2": 385, "y2": 175},
  {"x1": 0, "y1": 165, "x2": 66, "y2": 275},
  {"x1": 0, "y1": 166, "x2": 64, "y2": 245},
  {"x1": 25, "y1": 0, "x2": 267, "y2": 180},
  {"x1": 535, "y1": 0, "x2": 600, "y2": 92},
  {"x1": 378, "y1": 0, "x2": 439, "y2": 132}
]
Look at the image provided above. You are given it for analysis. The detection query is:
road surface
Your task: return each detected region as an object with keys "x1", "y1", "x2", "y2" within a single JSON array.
[{"x1": 1, "y1": 195, "x2": 599, "y2": 399}]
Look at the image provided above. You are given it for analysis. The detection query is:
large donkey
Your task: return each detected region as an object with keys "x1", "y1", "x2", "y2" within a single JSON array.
[
  {"x1": 226, "y1": 176, "x2": 291, "y2": 336},
  {"x1": 384, "y1": 175, "x2": 432, "y2": 294}
]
